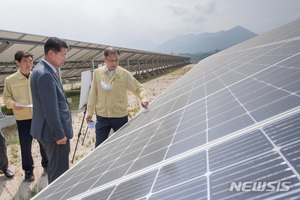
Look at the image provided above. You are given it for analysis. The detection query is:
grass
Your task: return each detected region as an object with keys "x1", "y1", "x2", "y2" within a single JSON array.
[
  {"x1": 10, "y1": 144, "x2": 20, "y2": 164},
  {"x1": 65, "y1": 90, "x2": 81, "y2": 111},
  {"x1": 1, "y1": 105, "x2": 13, "y2": 115},
  {"x1": 2, "y1": 124, "x2": 19, "y2": 145},
  {"x1": 29, "y1": 186, "x2": 44, "y2": 198}
]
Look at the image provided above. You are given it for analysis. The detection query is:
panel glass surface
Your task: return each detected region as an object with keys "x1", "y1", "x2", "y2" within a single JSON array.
[{"x1": 33, "y1": 19, "x2": 300, "y2": 200}]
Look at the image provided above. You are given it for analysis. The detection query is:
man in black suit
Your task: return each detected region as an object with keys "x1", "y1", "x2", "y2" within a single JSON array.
[{"x1": 30, "y1": 37, "x2": 73, "y2": 184}]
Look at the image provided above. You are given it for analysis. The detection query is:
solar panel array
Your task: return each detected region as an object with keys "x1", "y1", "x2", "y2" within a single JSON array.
[
  {"x1": 33, "y1": 19, "x2": 300, "y2": 200},
  {"x1": 0, "y1": 29, "x2": 189, "y2": 87}
]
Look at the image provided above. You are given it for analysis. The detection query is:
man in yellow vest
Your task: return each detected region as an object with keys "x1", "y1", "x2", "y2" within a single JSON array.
[
  {"x1": 3, "y1": 50, "x2": 48, "y2": 182},
  {"x1": 86, "y1": 47, "x2": 149, "y2": 147}
]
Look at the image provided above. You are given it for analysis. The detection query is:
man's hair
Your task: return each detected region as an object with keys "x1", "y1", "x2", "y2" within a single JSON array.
[
  {"x1": 14, "y1": 50, "x2": 33, "y2": 62},
  {"x1": 44, "y1": 37, "x2": 69, "y2": 54},
  {"x1": 104, "y1": 47, "x2": 120, "y2": 57}
]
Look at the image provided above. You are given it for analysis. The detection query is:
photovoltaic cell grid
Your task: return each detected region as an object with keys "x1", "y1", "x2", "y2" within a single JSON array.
[{"x1": 33, "y1": 19, "x2": 300, "y2": 200}]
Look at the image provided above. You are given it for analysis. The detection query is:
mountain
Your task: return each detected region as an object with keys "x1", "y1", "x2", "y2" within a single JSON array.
[{"x1": 154, "y1": 26, "x2": 258, "y2": 54}]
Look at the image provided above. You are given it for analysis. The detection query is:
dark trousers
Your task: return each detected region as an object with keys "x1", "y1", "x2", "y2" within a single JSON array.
[
  {"x1": 0, "y1": 130, "x2": 8, "y2": 170},
  {"x1": 41, "y1": 140, "x2": 70, "y2": 184},
  {"x1": 95, "y1": 115, "x2": 128, "y2": 147},
  {"x1": 16, "y1": 119, "x2": 48, "y2": 171}
]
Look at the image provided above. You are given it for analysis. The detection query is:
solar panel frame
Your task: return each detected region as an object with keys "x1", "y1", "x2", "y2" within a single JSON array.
[{"x1": 32, "y1": 19, "x2": 300, "y2": 200}]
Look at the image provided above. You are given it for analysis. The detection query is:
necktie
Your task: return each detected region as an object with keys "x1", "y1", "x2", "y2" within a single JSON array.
[{"x1": 56, "y1": 70, "x2": 59, "y2": 77}]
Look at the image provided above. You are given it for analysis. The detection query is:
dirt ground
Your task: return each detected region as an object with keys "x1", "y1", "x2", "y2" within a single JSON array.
[{"x1": 0, "y1": 64, "x2": 194, "y2": 200}]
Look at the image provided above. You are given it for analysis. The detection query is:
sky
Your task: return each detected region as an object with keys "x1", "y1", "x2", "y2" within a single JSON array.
[{"x1": 1, "y1": 0, "x2": 300, "y2": 51}]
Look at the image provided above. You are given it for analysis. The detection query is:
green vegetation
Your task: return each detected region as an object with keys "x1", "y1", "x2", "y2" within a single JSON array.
[
  {"x1": 10, "y1": 144, "x2": 20, "y2": 164},
  {"x1": 28, "y1": 186, "x2": 44, "y2": 199},
  {"x1": 1, "y1": 105, "x2": 13, "y2": 115},
  {"x1": 65, "y1": 90, "x2": 81, "y2": 111},
  {"x1": 2, "y1": 124, "x2": 18, "y2": 145}
]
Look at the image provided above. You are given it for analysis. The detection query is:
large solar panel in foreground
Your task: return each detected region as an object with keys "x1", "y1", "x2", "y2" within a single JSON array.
[{"x1": 33, "y1": 19, "x2": 300, "y2": 200}]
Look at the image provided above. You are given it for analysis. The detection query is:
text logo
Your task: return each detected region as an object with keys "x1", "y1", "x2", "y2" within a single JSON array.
[{"x1": 229, "y1": 181, "x2": 291, "y2": 192}]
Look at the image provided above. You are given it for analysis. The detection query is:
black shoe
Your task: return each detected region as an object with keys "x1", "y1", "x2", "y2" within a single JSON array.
[
  {"x1": 24, "y1": 171, "x2": 34, "y2": 182},
  {"x1": 2, "y1": 169, "x2": 14, "y2": 178}
]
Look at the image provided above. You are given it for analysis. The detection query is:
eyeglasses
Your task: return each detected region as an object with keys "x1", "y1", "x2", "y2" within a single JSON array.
[{"x1": 106, "y1": 58, "x2": 119, "y2": 63}]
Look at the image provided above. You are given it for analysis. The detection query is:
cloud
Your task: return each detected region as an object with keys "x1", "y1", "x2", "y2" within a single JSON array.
[
  {"x1": 166, "y1": 0, "x2": 216, "y2": 20},
  {"x1": 0, "y1": 0, "x2": 299, "y2": 51}
]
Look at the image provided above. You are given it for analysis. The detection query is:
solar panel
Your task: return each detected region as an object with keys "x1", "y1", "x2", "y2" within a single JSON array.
[
  {"x1": 0, "y1": 29, "x2": 189, "y2": 87},
  {"x1": 32, "y1": 18, "x2": 300, "y2": 200}
]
